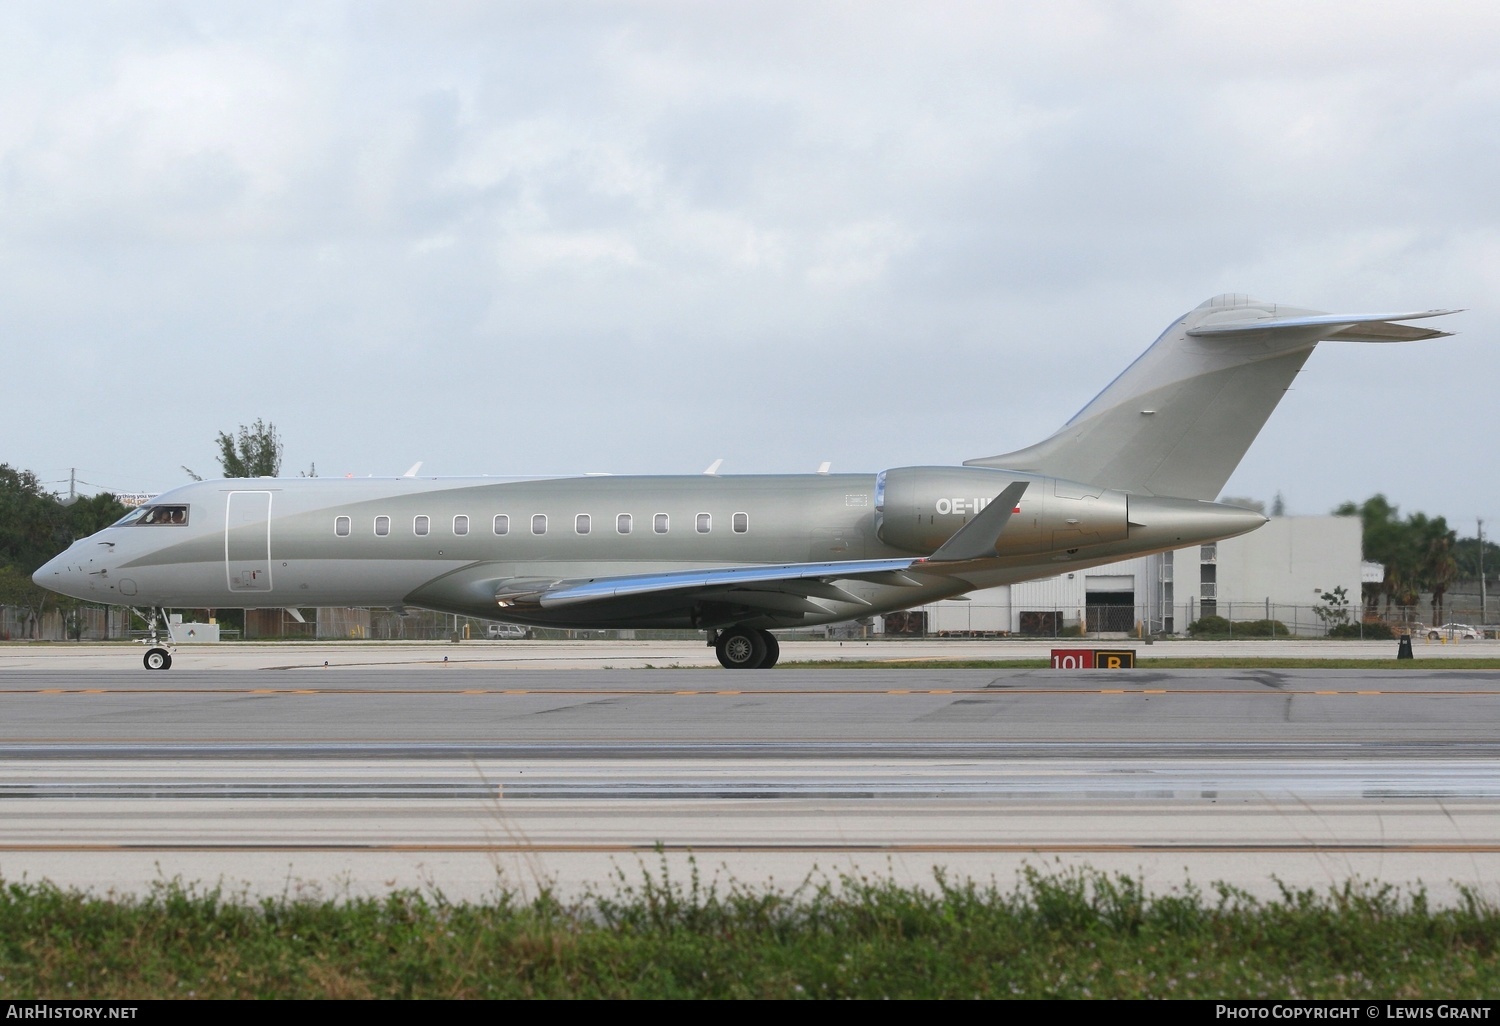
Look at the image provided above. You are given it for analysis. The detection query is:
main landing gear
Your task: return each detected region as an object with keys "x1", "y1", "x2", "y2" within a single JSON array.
[
  {"x1": 134, "y1": 607, "x2": 174, "y2": 670},
  {"x1": 711, "y1": 627, "x2": 780, "y2": 670}
]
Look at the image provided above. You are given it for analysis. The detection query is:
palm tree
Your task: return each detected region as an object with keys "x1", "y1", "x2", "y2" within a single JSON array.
[
  {"x1": 1337, "y1": 495, "x2": 1406, "y2": 617},
  {"x1": 1413, "y1": 514, "x2": 1458, "y2": 626}
]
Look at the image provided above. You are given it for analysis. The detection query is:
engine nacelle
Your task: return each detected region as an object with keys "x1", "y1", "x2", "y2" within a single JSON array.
[{"x1": 874, "y1": 466, "x2": 1130, "y2": 556}]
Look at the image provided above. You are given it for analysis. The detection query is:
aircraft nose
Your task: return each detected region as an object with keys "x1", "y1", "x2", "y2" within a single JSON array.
[
  {"x1": 32, "y1": 555, "x2": 59, "y2": 588},
  {"x1": 32, "y1": 548, "x2": 90, "y2": 600}
]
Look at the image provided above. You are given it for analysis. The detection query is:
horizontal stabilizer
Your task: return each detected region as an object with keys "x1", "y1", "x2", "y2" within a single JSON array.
[{"x1": 1188, "y1": 309, "x2": 1459, "y2": 343}]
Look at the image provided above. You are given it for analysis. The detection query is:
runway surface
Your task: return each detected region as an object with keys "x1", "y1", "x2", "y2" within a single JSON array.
[
  {"x1": 0, "y1": 636, "x2": 1491, "y2": 670},
  {"x1": 2, "y1": 647, "x2": 1499, "y2": 903}
]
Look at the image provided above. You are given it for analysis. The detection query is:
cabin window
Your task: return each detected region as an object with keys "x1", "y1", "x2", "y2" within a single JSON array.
[
  {"x1": 733, "y1": 512, "x2": 748, "y2": 534},
  {"x1": 575, "y1": 513, "x2": 591, "y2": 535},
  {"x1": 493, "y1": 514, "x2": 509, "y2": 536},
  {"x1": 654, "y1": 513, "x2": 669, "y2": 534},
  {"x1": 414, "y1": 515, "x2": 430, "y2": 537},
  {"x1": 696, "y1": 513, "x2": 711, "y2": 534},
  {"x1": 453, "y1": 515, "x2": 469, "y2": 536},
  {"x1": 375, "y1": 516, "x2": 391, "y2": 537},
  {"x1": 134, "y1": 505, "x2": 190, "y2": 526},
  {"x1": 334, "y1": 516, "x2": 351, "y2": 537},
  {"x1": 617, "y1": 513, "x2": 632, "y2": 534},
  {"x1": 532, "y1": 514, "x2": 547, "y2": 535}
]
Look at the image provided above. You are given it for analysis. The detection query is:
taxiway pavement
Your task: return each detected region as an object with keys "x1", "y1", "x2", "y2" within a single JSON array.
[
  {"x1": 0, "y1": 635, "x2": 1491, "y2": 671},
  {"x1": 2, "y1": 645, "x2": 1498, "y2": 904}
]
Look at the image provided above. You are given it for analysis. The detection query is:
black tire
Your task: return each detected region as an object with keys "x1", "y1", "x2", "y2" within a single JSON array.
[
  {"x1": 1428, "y1": 632, "x2": 1440, "y2": 640},
  {"x1": 715, "y1": 627, "x2": 767, "y2": 669},
  {"x1": 143, "y1": 647, "x2": 171, "y2": 670},
  {"x1": 758, "y1": 630, "x2": 780, "y2": 669}
]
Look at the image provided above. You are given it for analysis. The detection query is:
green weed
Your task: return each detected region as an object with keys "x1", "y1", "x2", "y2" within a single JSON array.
[{"x1": 1, "y1": 864, "x2": 1498, "y2": 998}]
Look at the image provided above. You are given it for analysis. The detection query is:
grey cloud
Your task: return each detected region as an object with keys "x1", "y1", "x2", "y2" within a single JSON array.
[{"x1": 0, "y1": 2, "x2": 1494, "y2": 523}]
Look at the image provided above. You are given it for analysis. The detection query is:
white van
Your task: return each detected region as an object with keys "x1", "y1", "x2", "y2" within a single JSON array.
[{"x1": 486, "y1": 623, "x2": 530, "y2": 640}]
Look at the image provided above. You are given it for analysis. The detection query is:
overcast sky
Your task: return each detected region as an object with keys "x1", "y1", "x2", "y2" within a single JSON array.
[{"x1": 2, "y1": 2, "x2": 1495, "y2": 530}]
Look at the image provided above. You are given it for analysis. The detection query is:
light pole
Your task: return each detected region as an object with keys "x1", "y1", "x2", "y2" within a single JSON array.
[{"x1": 1479, "y1": 518, "x2": 1487, "y2": 628}]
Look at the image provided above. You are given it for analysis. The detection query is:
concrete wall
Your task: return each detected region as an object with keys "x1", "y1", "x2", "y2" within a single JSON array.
[
  {"x1": 916, "y1": 555, "x2": 1157, "y2": 634},
  {"x1": 1218, "y1": 516, "x2": 1361, "y2": 605},
  {"x1": 1173, "y1": 515, "x2": 1361, "y2": 629},
  {"x1": 911, "y1": 516, "x2": 1361, "y2": 636}
]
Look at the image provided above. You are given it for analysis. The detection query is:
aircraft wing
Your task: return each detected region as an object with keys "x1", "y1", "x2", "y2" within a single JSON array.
[
  {"x1": 503, "y1": 557, "x2": 932, "y2": 612},
  {"x1": 453, "y1": 557, "x2": 944, "y2": 627}
]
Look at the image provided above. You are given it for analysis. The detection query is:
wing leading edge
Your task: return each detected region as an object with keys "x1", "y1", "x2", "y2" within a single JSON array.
[{"x1": 529, "y1": 558, "x2": 928, "y2": 609}]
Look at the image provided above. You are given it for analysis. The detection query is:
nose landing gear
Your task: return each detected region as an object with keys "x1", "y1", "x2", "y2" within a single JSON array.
[
  {"x1": 710, "y1": 627, "x2": 781, "y2": 669},
  {"x1": 133, "y1": 607, "x2": 175, "y2": 670}
]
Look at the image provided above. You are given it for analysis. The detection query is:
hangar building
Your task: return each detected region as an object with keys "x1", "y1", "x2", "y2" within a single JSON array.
[{"x1": 890, "y1": 515, "x2": 1362, "y2": 637}]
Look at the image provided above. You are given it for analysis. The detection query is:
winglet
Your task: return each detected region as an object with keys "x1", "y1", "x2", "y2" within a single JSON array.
[
  {"x1": 403, "y1": 462, "x2": 423, "y2": 478},
  {"x1": 703, "y1": 459, "x2": 724, "y2": 476},
  {"x1": 928, "y1": 481, "x2": 1030, "y2": 562}
]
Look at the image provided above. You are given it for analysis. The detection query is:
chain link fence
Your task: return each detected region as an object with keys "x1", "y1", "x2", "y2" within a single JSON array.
[
  {"x1": 881, "y1": 602, "x2": 1499, "y2": 640},
  {"x1": 3, "y1": 602, "x2": 1496, "y2": 642}
]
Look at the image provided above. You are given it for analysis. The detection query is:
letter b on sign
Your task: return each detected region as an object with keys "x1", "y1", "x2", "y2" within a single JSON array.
[{"x1": 1095, "y1": 650, "x2": 1136, "y2": 669}]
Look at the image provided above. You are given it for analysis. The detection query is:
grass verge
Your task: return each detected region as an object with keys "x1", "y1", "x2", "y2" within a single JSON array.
[{"x1": 2, "y1": 864, "x2": 1498, "y2": 998}]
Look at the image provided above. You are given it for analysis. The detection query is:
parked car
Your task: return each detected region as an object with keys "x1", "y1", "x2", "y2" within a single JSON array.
[
  {"x1": 1427, "y1": 623, "x2": 1481, "y2": 640},
  {"x1": 486, "y1": 623, "x2": 531, "y2": 640}
]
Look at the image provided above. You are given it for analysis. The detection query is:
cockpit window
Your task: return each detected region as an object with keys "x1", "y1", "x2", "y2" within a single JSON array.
[{"x1": 130, "y1": 505, "x2": 190, "y2": 526}]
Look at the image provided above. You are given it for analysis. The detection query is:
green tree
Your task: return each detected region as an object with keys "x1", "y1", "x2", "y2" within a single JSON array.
[
  {"x1": 0, "y1": 467, "x2": 126, "y2": 638},
  {"x1": 1454, "y1": 534, "x2": 1498, "y2": 585},
  {"x1": 0, "y1": 566, "x2": 47, "y2": 638},
  {"x1": 1335, "y1": 495, "x2": 1406, "y2": 615},
  {"x1": 63, "y1": 491, "x2": 129, "y2": 539},
  {"x1": 216, "y1": 419, "x2": 283, "y2": 478},
  {"x1": 0, "y1": 464, "x2": 70, "y2": 573},
  {"x1": 1313, "y1": 586, "x2": 1352, "y2": 630},
  {"x1": 1410, "y1": 512, "x2": 1458, "y2": 626},
  {"x1": 1335, "y1": 495, "x2": 1459, "y2": 623}
]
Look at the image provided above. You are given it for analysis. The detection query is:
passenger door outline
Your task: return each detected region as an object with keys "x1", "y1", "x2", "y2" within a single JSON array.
[{"x1": 225, "y1": 490, "x2": 273, "y2": 593}]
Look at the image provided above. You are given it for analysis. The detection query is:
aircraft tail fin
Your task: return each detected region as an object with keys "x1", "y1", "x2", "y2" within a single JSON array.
[{"x1": 964, "y1": 295, "x2": 1457, "y2": 500}]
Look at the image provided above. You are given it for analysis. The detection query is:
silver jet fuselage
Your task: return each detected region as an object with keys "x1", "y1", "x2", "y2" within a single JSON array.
[
  {"x1": 35, "y1": 295, "x2": 1458, "y2": 639},
  {"x1": 35, "y1": 468, "x2": 1263, "y2": 630}
]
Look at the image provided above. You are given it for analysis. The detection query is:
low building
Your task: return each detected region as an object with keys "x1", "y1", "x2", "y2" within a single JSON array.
[{"x1": 889, "y1": 515, "x2": 1362, "y2": 637}]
